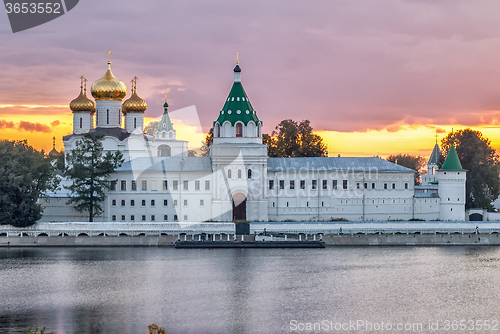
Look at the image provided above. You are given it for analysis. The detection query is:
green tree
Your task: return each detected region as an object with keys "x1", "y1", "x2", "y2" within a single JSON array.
[
  {"x1": 65, "y1": 134, "x2": 124, "y2": 222},
  {"x1": 440, "y1": 129, "x2": 500, "y2": 210},
  {"x1": 200, "y1": 127, "x2": 213, "y2": 157},
  {"x1": 386, "y1": 154, "x2": 426, "y2": 185},
  {"x1": 264, "y1": 119, "x2": 327, "y2": 157},
  {"x1": 0, "y1": 140, "x2": 59, "y2": 227},
  {"x1": 144, "y1": 121, "x2": 159, "y2": 137}
]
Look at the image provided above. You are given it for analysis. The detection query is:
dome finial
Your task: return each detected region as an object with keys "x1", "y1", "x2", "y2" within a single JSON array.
[
  {"x1": 133, "y1": 76, "x2": 138, "y2": 94},
  {"x1": 235, "y1": 52, "x2": 240, "y2": 65},
  {"x1": 107, "y1": 50, "x2": 112, "y2": 65},
  {"x1": 164, "y1": 90, "x2": 169, "y2": 102}
]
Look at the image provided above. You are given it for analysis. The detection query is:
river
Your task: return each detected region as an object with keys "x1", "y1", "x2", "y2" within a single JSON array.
[{"x1": 1, "y1": 247, "x2": 499, "y2": 333}]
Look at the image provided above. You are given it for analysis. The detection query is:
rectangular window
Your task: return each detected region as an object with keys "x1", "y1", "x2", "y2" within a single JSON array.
[
  {"x1": 279, "y1": 180, "x2": 285, "y2": 189},
  {"x1": 151, "y1": 200, "x2": 155, "y2": 206},
  {"x1": 131, "y1": 180, "x2": 137, "y2": 191},
  {"x1": 121, "y1": 215, "x2": 125, "y2": 221},
  {"x1": 405, "y1": 183, "x2": 408, "y2": 189},
  {"x1": 343, "y1": 180, "x2": 348, "y2": 189},
  {"x1": 174, "y1": 200, "x2": 178, "y2": 206},
  {"x1": 372, "y1": 183, "x2": 375, "y2": 189},
  {"x1": 151, "y1": 215, "x2": 155, "y2": 221},
  {"x1": 120, "y1": 180, "x2": 126, "y2": 191},
  {"x1": 131, "y1": 215, "x2": 135, "y2": 221},
  {"x1": 173, "y1": 180, "x2": 178, "y2": 190},
  {"x1": 332, "y1": 180, "x2": 338, "y2": 189},
  {"x1": 312, "y1": 180, "x2": 317, "y2": 190},
  {"x1": 112, "y1": 215, "x2": 116, "y2": 221},
  {"x1": 110, "y1": 181, "x2": 117, "y2": 191},
  {"x1": 184, "y1": 199, "x2": 188, "y2": 206},
  {"x1": 322, "y1": 180, "x2": 327, "y2": 190},
  {"x1": 183, "y1": 180, "x2": 189, "y2": 190},
  {"x1": 141, "y1": 180, "x2": 147, "y2": 191},
  {"x1": 195, "y1": 180, "x2": 200, "y2": 190},
  {"x1": 164, "y1": 199, "x2": 168, "y2": 206},
  {"x1": 300, "y1": 180, "x2": 305, "y2": 189},
  {"x1": 163, "y1": 180, "x2": 168, "y2": 190},
  {"x1": 200, "y1": 199, "x2": 204, "y2": 206},
  {"x1": 290, "y1": 180, "x2": 295, "y2": 190},
  {"x1": 205, "y1": 180, "x2": 210, "y2": 190},
  {"x1": 269, "y1": 180, "x2": 274, "y2": 190}
]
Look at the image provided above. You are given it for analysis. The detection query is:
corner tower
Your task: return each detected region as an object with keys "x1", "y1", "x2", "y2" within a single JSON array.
[
  {"x1": 422, "y1": 142, "x2": 441, "y2": 185},
  {"x1": 438, "y1": 144, "x2": 466, "y2": 220}
]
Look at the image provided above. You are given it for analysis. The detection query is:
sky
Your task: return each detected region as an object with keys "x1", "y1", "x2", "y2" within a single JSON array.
[{"x1": 2, "y1": 0, "x2": 500, "y2": 157}]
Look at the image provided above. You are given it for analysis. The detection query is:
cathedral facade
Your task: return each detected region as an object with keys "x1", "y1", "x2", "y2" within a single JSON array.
[{"x1": 41, "y1": 57, "x2": 467, "y2": 222}]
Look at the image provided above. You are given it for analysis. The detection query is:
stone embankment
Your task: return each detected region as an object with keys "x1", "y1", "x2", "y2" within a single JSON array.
[{"x1": 1, "y1": 234, "x2": 499, "y2": 247}]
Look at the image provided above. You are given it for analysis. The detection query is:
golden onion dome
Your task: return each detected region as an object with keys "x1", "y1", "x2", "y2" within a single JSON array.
[
  {"x1": 122, "y1": 77, "x2": 147, "y2": 113},
  {"x1": 70, "y1": 85, "x2": 96, "y2": 113},
  {"x1": 122, "y1": 91, "x2": 147, "y2": 113},
  {"x1": 90, "y1": 61, "x2": 127, "y2": 100}
]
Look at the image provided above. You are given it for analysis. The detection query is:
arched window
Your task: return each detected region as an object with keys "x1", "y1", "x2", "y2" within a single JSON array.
[
  {"x1": 248, "y1": 169, "x2": 252, "y2": 179},
  {"x1": 107, "y1": 109, "x2": 109, "y2": 124},
  {"x1": 238, "y1": 169, "x2": 242, "y2": 178},
  {"x1": 257, "y1": 124, "x2": 260, "y2": 137},
  {"x1": 79, "y1": 118, "x2": 82, "y2": 129},
  {"x1": 236, "y1": 123, "x2": 243, "y2": 137},
  {"x1": 96, "y1": 112, "x2": 98, "y2": 125},
  {"x1": 158, "y1": 145, "x2": 171, "y2": 157},
  {"x1": 162, "y1": 133, "x2": 166, "y2": 138},
  {"x1": 215, "y1": 123, "x2": 220, "y2": 138},
  {"x1": 134, "y1": 118, "x2": 137, "y2": 129},
  {"x1": 228, "y1": 169, "x2": 232, "y2": 179}
]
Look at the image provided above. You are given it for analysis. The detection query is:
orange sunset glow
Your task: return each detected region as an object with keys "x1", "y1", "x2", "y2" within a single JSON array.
[{"x1": 3, "y1": 1, "x2": 500, "y2": 159}]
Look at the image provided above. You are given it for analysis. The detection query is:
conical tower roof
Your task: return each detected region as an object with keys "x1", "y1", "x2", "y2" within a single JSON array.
[
  {"x1": 441, "y1": 144, "x2": 464, "y2": 171},
  {"x1": 158, "y1": 95, "x2": 174, "y2": 132},
  {"x1": 428, "y1": 143, "x2": 441, "y2": 165},
  {"x1": 215, "y1": 64, "x2": 260, "y2": 126}
]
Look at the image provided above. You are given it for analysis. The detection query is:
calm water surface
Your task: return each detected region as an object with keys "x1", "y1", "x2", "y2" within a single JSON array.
[{"x1": 1, "y1": 247, "x2": 500, "y2": 334}]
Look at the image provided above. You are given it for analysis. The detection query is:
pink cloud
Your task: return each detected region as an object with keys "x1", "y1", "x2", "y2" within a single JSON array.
[
  {"x1": 0, "y1": 120, "x2": 15, "y2": 129},
  {"x1": 18, "y1": 121, "x2": 51, "y2": 133}
]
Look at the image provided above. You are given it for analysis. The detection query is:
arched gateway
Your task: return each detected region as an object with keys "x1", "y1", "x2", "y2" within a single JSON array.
[{"x1": 232, "y1": 193, "x2": 247, "y2": 221}]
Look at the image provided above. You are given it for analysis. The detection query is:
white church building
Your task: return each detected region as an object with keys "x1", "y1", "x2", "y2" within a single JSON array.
[{"x1": 41, "y1": 56, "x2": 467, "y2": 222}]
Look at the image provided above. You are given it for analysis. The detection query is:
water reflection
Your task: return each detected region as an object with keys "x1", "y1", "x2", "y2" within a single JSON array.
[{"x1": 1, "y1": 247, "x2": 500, "y2": 333}]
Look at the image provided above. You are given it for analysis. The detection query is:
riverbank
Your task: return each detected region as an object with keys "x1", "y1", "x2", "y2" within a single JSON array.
[{"x1": 1, "y1": 233, "x2": 499, "y2": 247}]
